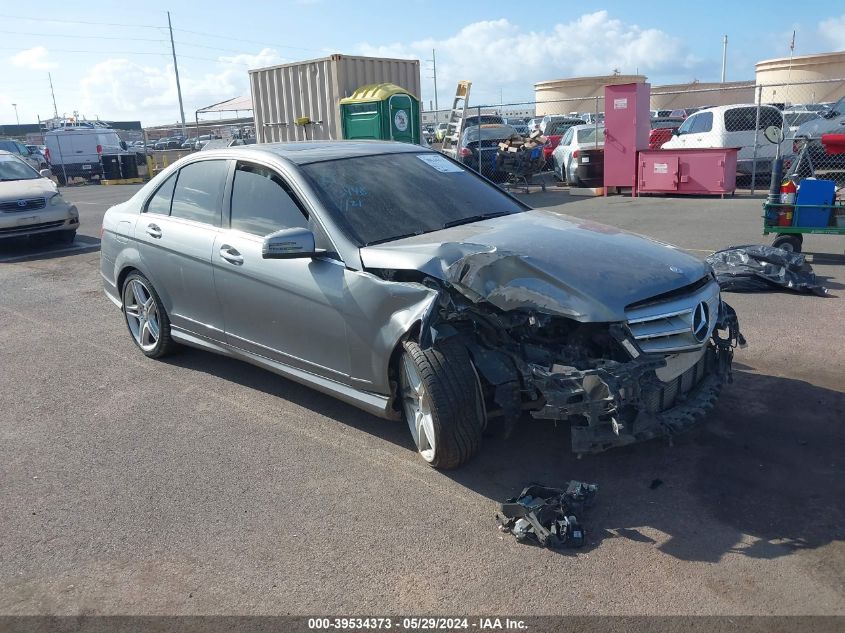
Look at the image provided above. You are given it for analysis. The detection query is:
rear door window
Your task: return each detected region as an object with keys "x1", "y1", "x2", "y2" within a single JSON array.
[
  {"x1": 689, "y1": 112, "x2": 713, "y2": 134},
  {"x1": 170, "y1": 160, "x2": 228, "y2": 226},
  {"x1": 144, "y1": 172, "x2": 178, "y2": 215}
]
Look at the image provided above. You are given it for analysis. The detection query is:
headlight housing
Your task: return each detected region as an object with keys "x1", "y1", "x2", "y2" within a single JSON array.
[{"x1": 48, "y1": 193, "x2": 65, "y2": 207}]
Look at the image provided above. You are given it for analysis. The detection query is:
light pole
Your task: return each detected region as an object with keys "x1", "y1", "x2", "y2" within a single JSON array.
[{"x1": 12, "y1": 103, "x2": 20, "y2": 127}]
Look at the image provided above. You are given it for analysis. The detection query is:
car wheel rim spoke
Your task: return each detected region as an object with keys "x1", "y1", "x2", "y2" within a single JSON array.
[
  {"x1": 124, "y1": 279, "x2": 159, "y2": 352},
  {"x1": 401, "y1": 356, "x2": 436, "y2": 462}
]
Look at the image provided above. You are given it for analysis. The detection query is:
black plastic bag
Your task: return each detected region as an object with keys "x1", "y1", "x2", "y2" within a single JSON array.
[{"x1": 705, "y1": 245, "x2": 828, "y2": 296}]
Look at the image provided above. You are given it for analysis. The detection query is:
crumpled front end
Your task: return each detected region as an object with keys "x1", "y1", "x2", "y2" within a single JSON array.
[
  {"x1": 415, "y1": 272, "x2": 744, "y2": 455},
  {"x1": 525, "y1": 300, "x2": 743, "y2": 453}
]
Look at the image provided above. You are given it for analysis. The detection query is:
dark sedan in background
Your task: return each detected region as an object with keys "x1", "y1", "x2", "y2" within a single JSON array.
[{"x1": 455, "y1": 124, "x2": 518, "y2": 181}]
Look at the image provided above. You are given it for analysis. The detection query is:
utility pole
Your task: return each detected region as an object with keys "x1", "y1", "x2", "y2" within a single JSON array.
[
  {"x1": 48, "y1": 72, "x2": 59, "y2": 118},
  {"x1": 721, "y1": 35, "x2": 728, "y2": 83},
  {"x1": 12, "y1": 103, "x2": 19, "y2": 127},
  {"x1": 167, "y1": 11, "x2": 187, "y2": 137},
  {"x1": 428, "y1": 49, "x2": 439, "y2": 113}
]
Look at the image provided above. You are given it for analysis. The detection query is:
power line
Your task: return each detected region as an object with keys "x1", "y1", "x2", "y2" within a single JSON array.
[
  {"x1": 0, "y1": 28, "x2": 167, "y2": 43},
  {"x1": 172, "y1": 27, "x2": 324, "y2": 54},
  {"x1": 0, "y1": 12, "x2": 323, "y2": 55},
  {"x1": 0, "y1": 13, "x2": 162, "y2": 29}
]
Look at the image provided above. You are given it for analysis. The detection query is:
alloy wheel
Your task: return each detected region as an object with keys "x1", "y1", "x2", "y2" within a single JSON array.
[
  {"x1": 400, "y1": 355, "x2": 436, "y2": 462},
  {"x1": 123, "y1": 278, "x2": 161, "y2": 352}
]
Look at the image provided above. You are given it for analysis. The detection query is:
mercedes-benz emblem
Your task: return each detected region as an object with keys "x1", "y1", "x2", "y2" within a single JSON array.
[
  {"x1": 691, "y1": 301, "x2": 710, "y2": 342},
  {"x1": 16, "y1": 200, "x2": 26, "y2": 207},
  {"x1": 669, "y1": 265, "x2": 683, "y2": 274}
]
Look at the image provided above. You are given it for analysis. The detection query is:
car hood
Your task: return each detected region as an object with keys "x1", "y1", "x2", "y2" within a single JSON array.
[
  {"x1": 0, "y1": 177, "x2": 57, "y2": 201},
  {"x1": 359, "y1": 209, "x2": 708, "y2": 322}
]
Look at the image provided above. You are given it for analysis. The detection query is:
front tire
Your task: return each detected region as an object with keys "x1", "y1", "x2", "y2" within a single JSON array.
[
  {"x1": 399, "y1": 338, "x2": 484, "y2": 469},
  {"x1": 122, "y1": 272, "x2": 177, "y2": 358}
]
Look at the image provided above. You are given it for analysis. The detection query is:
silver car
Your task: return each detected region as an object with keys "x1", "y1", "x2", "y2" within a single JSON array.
[
  {"x1": 0, "y1": 151, "x2": 79, "y2": 242},
  {"x1": 101, "y1": 142, "x2": 743, "y2": 468}
]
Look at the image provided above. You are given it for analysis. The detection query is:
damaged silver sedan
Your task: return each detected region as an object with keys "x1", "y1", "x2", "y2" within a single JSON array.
[{"x1": 101, "y1": 142, "x2": 744, "y2": 469}]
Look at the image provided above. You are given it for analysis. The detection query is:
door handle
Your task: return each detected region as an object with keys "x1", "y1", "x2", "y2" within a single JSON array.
[
  {"x1": 219, "y1": 245, "x2": 243, "y2": 265},
  {"x1": 145, "y1": 223, "x2": 162, "y2": 238}
]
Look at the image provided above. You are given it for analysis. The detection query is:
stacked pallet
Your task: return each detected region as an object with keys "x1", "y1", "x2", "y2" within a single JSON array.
[{"x1": 498, "y1": 130, "x2": 548, "y2": 153}]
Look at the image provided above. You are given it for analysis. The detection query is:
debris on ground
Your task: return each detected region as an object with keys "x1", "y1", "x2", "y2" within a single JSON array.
[
  {"x1": 705, "y1": 245, "x2": 828, "y2": 296},
  {"x1": 495, "y1": 482, "x2": 597, "y2": 549}
]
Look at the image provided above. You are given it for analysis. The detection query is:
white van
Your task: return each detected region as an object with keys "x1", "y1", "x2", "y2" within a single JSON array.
[
  {"x1": 661, "y1": 104, "x2": 787, "y2": 176},
  {"x1": 44, "y1": 124, "x2": 127, "y2": 184}
]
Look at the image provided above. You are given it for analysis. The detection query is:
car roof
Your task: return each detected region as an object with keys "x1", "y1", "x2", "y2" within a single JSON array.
[{"x1": 200, "y1": 140, "x2": 429, "y2": 165}]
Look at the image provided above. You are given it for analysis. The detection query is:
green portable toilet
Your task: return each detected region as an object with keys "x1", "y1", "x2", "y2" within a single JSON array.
[{"x1": 340, "y1": 83, "x2": 420, "y2": 145}]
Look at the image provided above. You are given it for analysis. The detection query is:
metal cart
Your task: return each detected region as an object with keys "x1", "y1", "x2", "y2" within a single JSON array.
[
  {"x1": 762, "y1": 133, "x2": 845, "y2": 253},
  {"x1": 496, "y1": 146, "x2": 546, "y2": 194},
  {"x1": 762, "y1": 200, "x2": 845, "y2": 253}
]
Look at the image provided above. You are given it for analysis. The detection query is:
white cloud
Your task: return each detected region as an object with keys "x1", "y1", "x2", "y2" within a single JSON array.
[
  {"x1": 357, "y1": 11, "x2": 702, "y2": 106},
  {"x1": 818, "y1": 16, "x2": 845, "y2": 50},
  {"x1": 11, "y1": 46, "x2": 56, "y2": 70},
  {"x1": 76, "y1": 48, "x2": 284, "y2": 124}
]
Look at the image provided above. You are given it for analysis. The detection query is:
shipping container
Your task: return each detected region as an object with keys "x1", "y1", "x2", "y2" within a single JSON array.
[{"x1": 249, "y1": 54, "x2": 421, "y2": 143}]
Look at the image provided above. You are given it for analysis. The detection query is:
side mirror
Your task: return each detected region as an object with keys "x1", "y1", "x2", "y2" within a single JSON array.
[
  {"x1": 262, "y1": 227, "x2": 322, "y2": 259},
  {"x1": 39, "y1": 169, "x2": 52, "y2": 179},
  {"x1": 763, "y1": 126, "x2": 784, "y2": 144},
  {"x1": 119, "y1": 140, "x2": 128, "y2": 150},
  {"x1": 672, "y1": 128, "x2": 680, "y2": 136}
]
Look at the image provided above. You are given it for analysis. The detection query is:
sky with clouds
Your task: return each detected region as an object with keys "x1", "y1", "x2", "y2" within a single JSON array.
[{"x1": 1, "y1": 0, "x2": 844, "y2": 126}]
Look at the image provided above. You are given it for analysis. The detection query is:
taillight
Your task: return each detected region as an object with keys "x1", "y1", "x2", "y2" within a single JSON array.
[
  {"x1": 100, "y1": 224, "x2": 105, "y2": 239},
  {"x1": 573, "y1": 150, "x2": 580, "y2": 159},
  {"x1": 792, "y1": 140, "x2": 800, "y2": 153},
  {"x1": 96, "y1": 144, "x2": 102, "y2": 154},
  {"x1": 459, "y1": 147, "x2": 472, "y2": 157}
]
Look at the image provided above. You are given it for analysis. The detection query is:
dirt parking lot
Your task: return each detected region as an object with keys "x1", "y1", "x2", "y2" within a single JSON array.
[{"x1": 0, "y1": 183, "x2": 843, "y2": 616}]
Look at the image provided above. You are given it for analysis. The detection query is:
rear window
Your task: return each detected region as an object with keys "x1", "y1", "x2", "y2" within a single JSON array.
[
  {"x1": 724, "y1": 107, "x2": 781, "y2": 132},
  {"x1": 651, "y1": 119, "x2": 683, "y2": 129},
  {"x1": 576, "y1": 127, "x2": 605, "y2": 143},
  {"x1": 462, "y1": 125, "x2": 517, "y2": 143}
]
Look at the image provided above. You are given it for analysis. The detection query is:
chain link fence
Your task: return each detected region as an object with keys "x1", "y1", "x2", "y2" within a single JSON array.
[{"x1": 444, "y1": 78, "x2": 845, "y2": 193}]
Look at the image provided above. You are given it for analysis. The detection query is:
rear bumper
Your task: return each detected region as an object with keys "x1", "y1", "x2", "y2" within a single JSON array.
[{"x1": 52, "y1": 163, "x2": 103, "y2": 179}]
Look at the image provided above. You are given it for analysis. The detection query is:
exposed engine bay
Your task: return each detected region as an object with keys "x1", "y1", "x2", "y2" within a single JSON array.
[{"x1": 377, "y1": 266, "x2": 745, "y2": 454}]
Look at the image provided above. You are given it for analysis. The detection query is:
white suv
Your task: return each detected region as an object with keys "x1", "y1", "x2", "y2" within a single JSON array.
[{"x1": 661, "y1": 104, "x2": 788, "y2": 176}]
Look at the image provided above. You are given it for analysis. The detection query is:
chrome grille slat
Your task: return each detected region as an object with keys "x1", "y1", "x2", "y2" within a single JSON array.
[
  {"x1": 0, "y1": 197, "x2": 46, "y2": 213},
  {"x1": 626, "y1": 280, "x2": 720, "y2": 354}
]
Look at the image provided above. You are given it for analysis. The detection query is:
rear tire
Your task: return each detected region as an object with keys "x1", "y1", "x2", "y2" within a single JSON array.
[
  {"x1": 772, "y1": 234, "x2": 802, "y2": 253},
  {"x1": 399, "y1": 338, "x2": 484, "y2": 469},
  {"x1": 121, "y1": 272, "x2": 177, "y2": 359}
]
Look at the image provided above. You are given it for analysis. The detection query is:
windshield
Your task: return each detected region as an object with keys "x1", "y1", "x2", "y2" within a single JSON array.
[
  {"x1": 784, "y1": 112, "x2": 819, "y2": 127},
  {"x1": 301, "y1": 152, "x2": 526, "y2": 246},
  {"x1": 0, "y1": 154, "x2": 38, "y2": 181}
]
